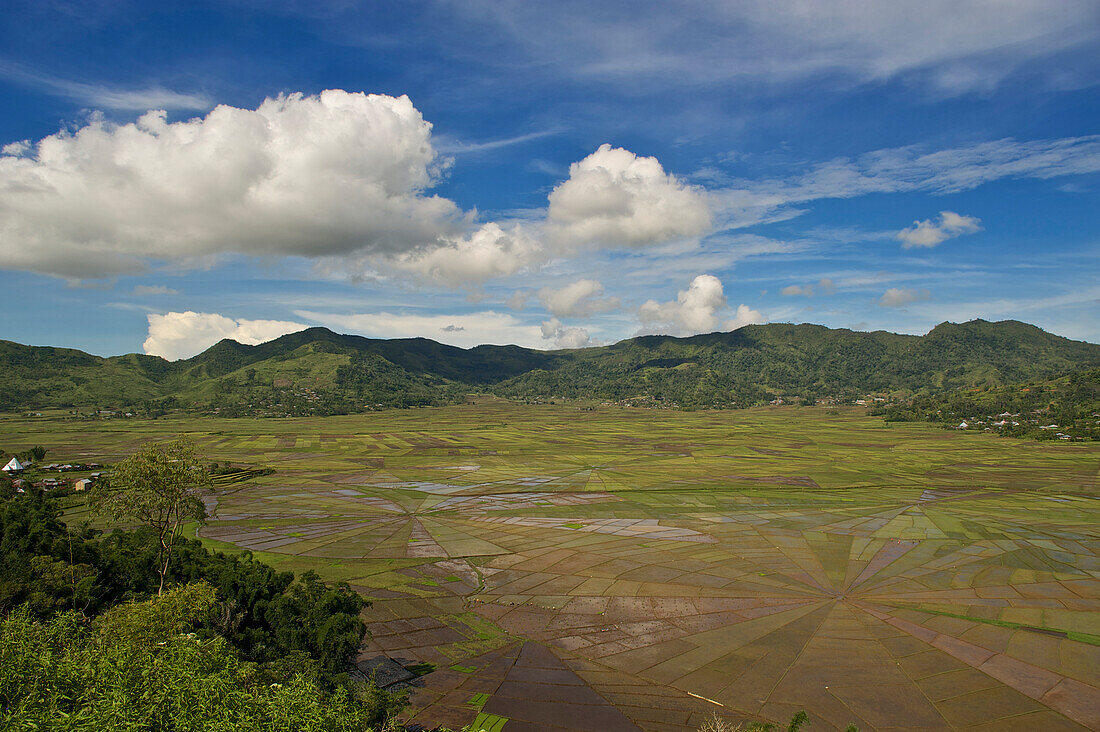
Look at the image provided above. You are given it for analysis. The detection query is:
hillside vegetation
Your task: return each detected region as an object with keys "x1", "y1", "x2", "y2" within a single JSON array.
[
  {"x1": 2, "y1": 320, "x2": 1098, "y2": 415},
  {"x1": 883, "y1": 367, "x2": 1100, "y2": 440}
]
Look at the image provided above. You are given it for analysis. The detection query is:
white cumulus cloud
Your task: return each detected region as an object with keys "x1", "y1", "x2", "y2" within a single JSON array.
[
  {"x1": 878, "y1": 287, "x2": 931, "y2": 307},
  {"x1": 0, "y1": 90, "x2": 463, "y2": 278},
  {"x1": 897, "y1": 211, "x2": 982, "y2": 248},
  {"x1": 540, "y1": 318, "x2": 594, "y2": 349},
  {"x1": 537, "y1": 279, "x2": 620, "y2": 317},
  {"x1": 727, "y1": 304, "x2": 766, "y2": 330},
  {"x1": 547, "y1": 144, "x2": 712, "y2": 248},
  {"x1": 0, "y1": 97, "x2": 723, "y2": 292},
  {"x1": 143, "y1": 311, "x2": 307, "y2": 360},
  {"x1": 638, "y1": 274, "x2": 762, "y2": 336}
]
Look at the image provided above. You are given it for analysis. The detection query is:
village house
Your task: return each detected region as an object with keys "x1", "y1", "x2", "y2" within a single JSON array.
[{"x1": 2, "y1": 457, "x2": 26, "y2": 472}]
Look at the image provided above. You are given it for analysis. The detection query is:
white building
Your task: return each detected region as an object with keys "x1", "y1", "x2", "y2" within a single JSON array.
[{"x1": 2, "y1": 457, "x2": 26, "y2": 472}]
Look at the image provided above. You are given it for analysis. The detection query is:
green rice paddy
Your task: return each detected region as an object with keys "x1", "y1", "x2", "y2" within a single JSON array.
[{"x1": 4, "y1": 404, "x2": 1098, "y2": 731}]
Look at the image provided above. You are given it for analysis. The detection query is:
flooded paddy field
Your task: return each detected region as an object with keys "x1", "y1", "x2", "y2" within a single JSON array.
[{"x1": 8, "y1": 404, "x2": 1099, "y2": 731}]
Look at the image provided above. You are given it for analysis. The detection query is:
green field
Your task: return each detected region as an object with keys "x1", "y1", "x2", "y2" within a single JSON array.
[{"x1": 4, "y1": 404, "x2": 1098, "y2": 731}]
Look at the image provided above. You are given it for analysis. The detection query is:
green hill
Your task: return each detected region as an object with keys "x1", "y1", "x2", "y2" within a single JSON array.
[
  {"x1": 491, "y1": 320, "x2": 1100, "y2": 406},
  {"x1": 1, "y1": 319, "x2": 1098, "y2": 414}
]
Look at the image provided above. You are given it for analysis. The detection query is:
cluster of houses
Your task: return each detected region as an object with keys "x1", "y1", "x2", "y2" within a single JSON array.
[
  {"x1": 955, "y1": 412, "x2": 1079, "y2": 440},
  {"x1": 955, "y1": 411, "x2": 1023, "y2": 430},
  {"x1": 2, "y1": 457, "x2": 101, "y2": 492},
  {"x1": 41, "y1": 462, "x2": 103, "y2": 472}
]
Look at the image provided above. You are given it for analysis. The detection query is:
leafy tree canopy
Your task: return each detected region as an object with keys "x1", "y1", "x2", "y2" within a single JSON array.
[{"x1": 89, "y1": 436, "x2": 212, "y2": 594}]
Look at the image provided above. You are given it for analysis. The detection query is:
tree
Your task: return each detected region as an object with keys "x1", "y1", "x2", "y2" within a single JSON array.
[
  {"x1": 1, "y1": 583, "x2": 389, "y2": 731},
  {"x1": 90, "y1": 436, "x2": 212, "y2": 595},
  {"x1": 267, "y1": 571, "x2": 367, "y2": 679}
]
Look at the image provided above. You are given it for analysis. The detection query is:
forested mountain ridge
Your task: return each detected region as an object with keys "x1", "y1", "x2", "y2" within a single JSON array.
[{"x1": 2, "y1": 319, "x2": 1098, "y2": 414}]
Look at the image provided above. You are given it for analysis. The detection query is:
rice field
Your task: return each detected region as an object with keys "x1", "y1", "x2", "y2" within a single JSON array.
[{"x1": 5, "y1": 404, "x2": 1099, "y2": 731}]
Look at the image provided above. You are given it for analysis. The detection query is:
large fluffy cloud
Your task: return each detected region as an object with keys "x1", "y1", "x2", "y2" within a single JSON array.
[
  {"x1": 144, "y1": 311, "x2": 306, "y2": 360},
  {"x1": 638, "y1": 274, "x2": 763, "y2": 336},
  {"x1": 547, "y1": 144, "x2": 711, "y2": 248},
  {"x1": 0, "y1": 90, "x2": 462, "y2": 278},
  {"x1": 0, "y1": 95, "x2": 717, "y2": 288},
  {"x1": 896, "y1": 211, "x2": 982, "y2": 248},
  {"x1": 537, "y1": 279, "x2": 619, "y2": 317}
]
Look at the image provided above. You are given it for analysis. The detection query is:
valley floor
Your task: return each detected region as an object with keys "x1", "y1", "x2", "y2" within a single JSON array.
[{"x1": 7, "y1": 404, "x2": 1099, "y2": 731}]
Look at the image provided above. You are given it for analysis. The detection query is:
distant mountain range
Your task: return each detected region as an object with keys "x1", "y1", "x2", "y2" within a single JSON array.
[{"x1": 2, "y1": 320, "x2": 1098, "y2": 414}]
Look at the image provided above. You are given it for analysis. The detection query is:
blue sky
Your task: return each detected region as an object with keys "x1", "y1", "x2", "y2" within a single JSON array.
[{"x1": 2, "y1": 1, "x2": 1099, "y2": 359}]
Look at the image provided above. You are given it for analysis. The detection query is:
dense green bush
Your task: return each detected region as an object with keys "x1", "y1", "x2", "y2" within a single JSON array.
[
  {"x1": 0, "y1": 485, "x2": 404, "y2": 727},
  {"x1": 1, "y1": 584, "x2": 391, "y2": 731}
]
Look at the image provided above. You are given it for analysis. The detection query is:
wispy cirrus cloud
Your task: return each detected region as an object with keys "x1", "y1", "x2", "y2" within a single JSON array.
[
  {"x1": 133, "y1": 285, "x2": 180, "y2": 296},
  {"x1": 713, "y1": 136, "x2": 1100, "y2": 229},
  {"x1": 0, "y1": 60, "x2": 211, "y2": 111},
  {"x1": 454, "y1": 1, "x2": 1100, "y2": 95},
  {"x1": 434, "y1": 128, "x2": 562, "y2": 154}
]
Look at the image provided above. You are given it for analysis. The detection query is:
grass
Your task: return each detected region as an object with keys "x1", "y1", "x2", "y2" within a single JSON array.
[{"x1": 469, "y1": 712, "x2": 508, "y2": 732}]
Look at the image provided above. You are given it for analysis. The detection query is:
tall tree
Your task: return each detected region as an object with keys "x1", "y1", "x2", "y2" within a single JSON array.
[{"x1": 90, "y1": 436, "x2": 211, "y2": 595}]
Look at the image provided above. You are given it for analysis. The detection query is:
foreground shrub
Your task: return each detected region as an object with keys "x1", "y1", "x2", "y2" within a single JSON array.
[{"x1": 1, "y1": 583, "x2": 391, "y2": 731}]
